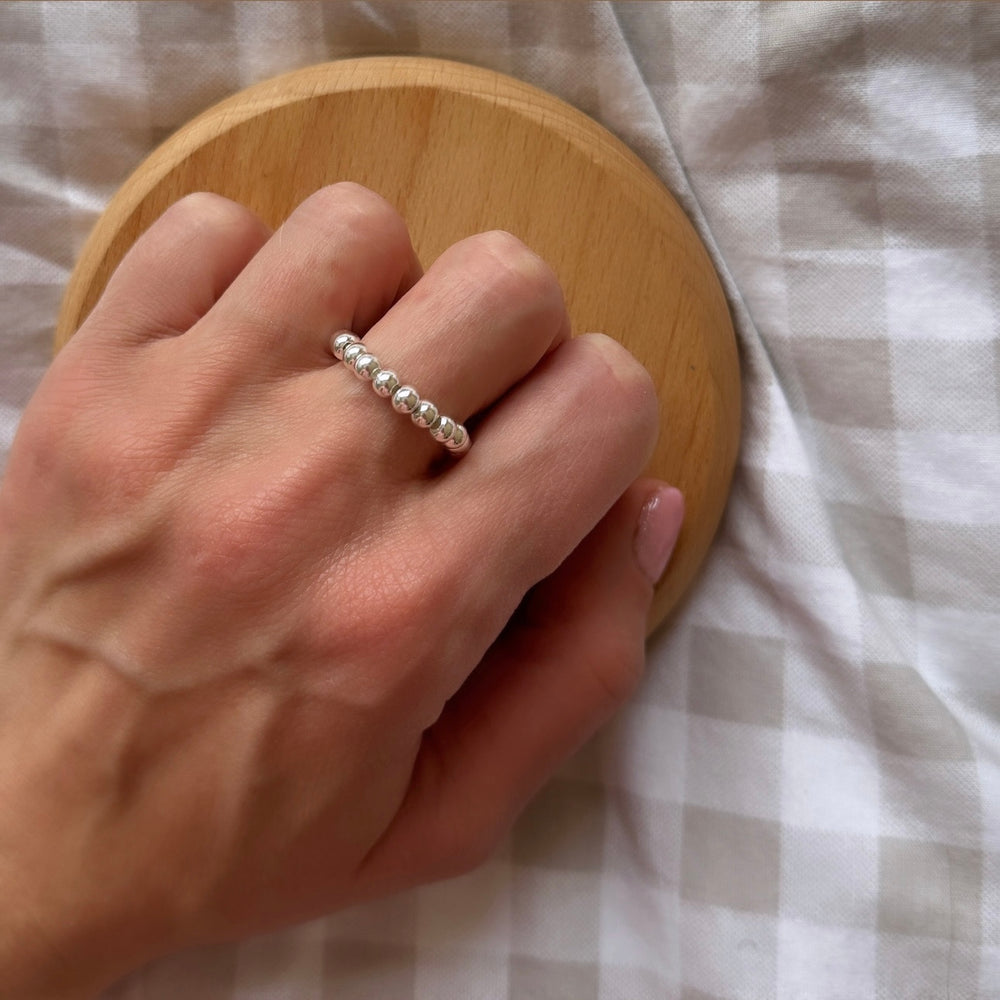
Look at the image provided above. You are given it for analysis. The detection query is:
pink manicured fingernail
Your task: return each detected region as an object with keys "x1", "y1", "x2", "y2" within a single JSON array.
[{"x1": 634, "y1": 486, "x2": 685, "y2": 584}]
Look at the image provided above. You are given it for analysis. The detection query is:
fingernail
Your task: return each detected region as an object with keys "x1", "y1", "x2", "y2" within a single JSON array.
[{"x1": 634, "y1": 486, "x2": 684, "y2": 584}]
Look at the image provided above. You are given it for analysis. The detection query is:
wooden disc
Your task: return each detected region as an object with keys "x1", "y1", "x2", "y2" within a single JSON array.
[{"x1": 55, "y1": 56, "x2": 740, "y2": 632}]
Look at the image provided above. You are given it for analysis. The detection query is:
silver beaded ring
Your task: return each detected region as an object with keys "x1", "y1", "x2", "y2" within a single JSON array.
[{"x1": 329, "y1": 331, "x2": 471, "y2": 455}]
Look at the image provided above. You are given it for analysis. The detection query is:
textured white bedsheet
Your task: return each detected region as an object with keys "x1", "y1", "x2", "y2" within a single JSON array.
[{"x1": 2, "y1": 3, "x2": 999, "y2": 997}]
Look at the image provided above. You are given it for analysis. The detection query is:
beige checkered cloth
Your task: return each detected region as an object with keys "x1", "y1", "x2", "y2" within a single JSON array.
[{"x1": 2, "y1": 2, "x2": 999, "y2": 997}]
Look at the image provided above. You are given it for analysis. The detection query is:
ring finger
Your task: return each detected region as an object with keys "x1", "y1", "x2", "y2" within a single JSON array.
[{"x1": 327, "y1": 230, "x2": 571, "y2": 469}]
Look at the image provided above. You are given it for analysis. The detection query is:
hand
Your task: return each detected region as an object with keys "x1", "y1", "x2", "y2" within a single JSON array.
[{"x1": 0, "y1": 183, "x2": 683, "y2": 997}]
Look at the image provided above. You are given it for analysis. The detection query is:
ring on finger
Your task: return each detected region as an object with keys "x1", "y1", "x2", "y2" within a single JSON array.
[{"x1": 330, "y1": 331, "x2": 471, "y2": 455}]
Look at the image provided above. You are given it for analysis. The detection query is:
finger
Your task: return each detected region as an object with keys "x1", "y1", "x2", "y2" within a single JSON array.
[
  {"x1": 359, "y1": 479, "x2": 684, "y2": 887},
  {"x1": 85, "y1": 192, "x2": 272, "y2": 345},
  {"x1": 293, "y1": 334, "x2": 658, "y2": 722},
  {"x1": 333, "y1": 231, "x2": 570, "y2": 465},
  {"x1": 429, "y1": 333, "x2": 661, "y2": 648},
  {"x1": 205, "y1": 182, "x2": 422, "y2": 369}
]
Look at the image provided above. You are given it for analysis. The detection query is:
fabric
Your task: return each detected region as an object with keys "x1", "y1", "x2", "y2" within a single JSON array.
[{"x1": 2, "y1": 2, "x2": 999, "y2": 997}]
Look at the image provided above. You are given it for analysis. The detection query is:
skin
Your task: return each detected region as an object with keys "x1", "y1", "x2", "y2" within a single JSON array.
[{"x1": 0, "y1": 183, "x2": 683, "y2": 998}]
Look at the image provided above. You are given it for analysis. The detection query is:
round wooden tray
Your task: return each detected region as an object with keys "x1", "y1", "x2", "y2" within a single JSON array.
[{"x1": 55, "y1": 56, "x2": 740, "y2": 631}]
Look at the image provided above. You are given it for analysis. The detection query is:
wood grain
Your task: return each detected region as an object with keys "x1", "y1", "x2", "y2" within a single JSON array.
[{"x1": 55, "y1": 56, "x2": 741, "y2": 632}]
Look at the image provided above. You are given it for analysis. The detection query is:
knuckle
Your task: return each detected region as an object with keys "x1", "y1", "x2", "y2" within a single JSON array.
[
  {"x1": 291, "y1": 184, "x2": 413, "y2": 286},
  {"x1": 585, "y1": 631, "x2": 646, "y2": 707},
  {"x1": 463, "y1": 230, "x2": 564, "y2": 314},
  {"x1": 434, "y1": 815, "x2": 504, "y2": 880},
  {"x1": 452, "y1": 830, "x2": 500, "y2": 877},
  {"x1": 304, "y1": 182, "x2": 408, "y2": 243},
  {"x1": 167, "y1": 190, "x2": 229, "y2": 220},
  {"x1": 412, "y1": 740, "x2": 510, "y2": 880},
  {"x1": 576, "y1": 336, "x2": 659, "y2": 447},
  {"x1": 166, "y1": 191, "x2": 264, "y2": 241},
  {"x1": 155, "y1": 194, "x2": 270, "y2": 268},
  {"x1": 591, "y1": 334, "x2": 657, "y2": 398}
]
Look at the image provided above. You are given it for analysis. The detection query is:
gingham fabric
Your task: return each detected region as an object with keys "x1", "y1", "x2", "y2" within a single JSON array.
[{"x1": 2, "y1": 2, "x2": 999, "y2": 998}]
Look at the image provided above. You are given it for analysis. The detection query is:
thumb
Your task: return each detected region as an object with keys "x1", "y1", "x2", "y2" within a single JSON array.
[{"x1": 358, "y1": 479, "x2": 684, "y2": 889}]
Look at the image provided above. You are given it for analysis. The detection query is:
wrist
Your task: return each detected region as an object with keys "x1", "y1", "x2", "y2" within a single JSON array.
[{"x1": 0, "y1": 644, "x2": 159, "y2": 999}]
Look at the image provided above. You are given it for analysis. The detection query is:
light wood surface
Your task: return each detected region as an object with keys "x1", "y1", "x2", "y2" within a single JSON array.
[{"x1": 55, "y1": 56, "x2": 740, "y2": 632}]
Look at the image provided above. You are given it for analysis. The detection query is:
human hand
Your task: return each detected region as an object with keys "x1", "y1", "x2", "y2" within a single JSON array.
[{"x1": 0, "y1": 183, "x2": 683, "y2": 997}]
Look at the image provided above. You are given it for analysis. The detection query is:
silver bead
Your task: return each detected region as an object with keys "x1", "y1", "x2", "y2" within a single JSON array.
[
  {"x1": 372, "y1": 369, "x2": 399, "y2": 398},
  {"x1": 353, "y1": 354, "x2": 380, "y2": 381},
  {"x1": 331, "y1": 331, "x2": 359, "y2": 360},
  {"x1": 392, "y1": 386, "x2": 420, "y2": 414},
  {"x1": 412, "y1": 400, "x2": 439, "y2": 429},
  {"x1": 432, "y1": 415, "x2": 456, "y2": 443},
  {"x1": 342, "y1": 342, "x2": 366, "y2": 368},
  {"x1": 446, "y1": 425, "x2": 470, "y2": 453}
]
